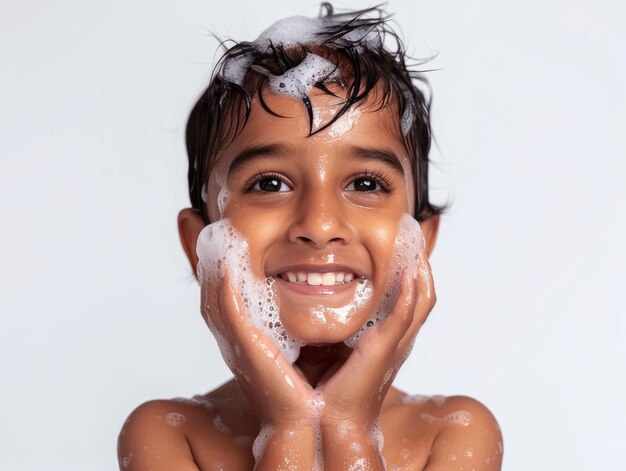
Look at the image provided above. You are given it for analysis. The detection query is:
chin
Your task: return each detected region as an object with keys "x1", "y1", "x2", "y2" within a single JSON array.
[{"x1": 280, "y1": 310, "x2": 373, "y2": 346}]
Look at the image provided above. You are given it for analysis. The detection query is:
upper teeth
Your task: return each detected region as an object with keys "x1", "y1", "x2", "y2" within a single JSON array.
[{"x1": 280, "y1": 271, "x2": 355, "y2": 286}]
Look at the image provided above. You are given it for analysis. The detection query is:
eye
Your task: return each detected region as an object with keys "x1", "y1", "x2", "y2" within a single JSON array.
[
  {"x1": 248, "y1": 173, "x2": 290, "y2": 192},
  {"x1": 347, "y1": 177, "x2": 380, "y2": 192},
  {"x1": 345, "y1": 171, "x2": 393, "y2": 192}
]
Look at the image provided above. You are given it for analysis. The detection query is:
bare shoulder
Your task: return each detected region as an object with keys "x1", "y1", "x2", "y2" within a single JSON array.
[
  {"x1": 382, "y1": 392, "x2": 502, "y2": 470},
  {"x1": 422, "y1": 395, "x2": 503, "y2": 470},
  {"x1": 117, "y1": 396, "x2": 226, "y2": 470}
]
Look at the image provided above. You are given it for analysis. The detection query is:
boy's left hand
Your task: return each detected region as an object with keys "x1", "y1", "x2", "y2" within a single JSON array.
[{"x1": 318, "y1": 252, "x2": 436, "y2": 430}]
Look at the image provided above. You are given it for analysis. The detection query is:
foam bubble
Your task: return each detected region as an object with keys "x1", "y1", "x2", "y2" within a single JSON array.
[
  {"x1": 252, "y1": 425, "x2": 274, "y2": 465},
  {"x1": 311, "y1": 278, "x2": 373, "y2": 325},
  {"x1": 171, "y1": 396, "x2": 202, "y2": 406},
  {"x1": 400, "y1": 394, "x2": 430, "y2": 404},
  {"x1": 221, "y1": 53, "x2": 255, "y2": 86},
  {"x1": 254, "y1": 15, "x2": 382, "y2": 53},
  {"x1": 347, "y1": 457, "x2": 371, "y2": 471},
  {"x1": 219, "y1": 14, "x2": 384, "y2": 99},
  {"x1": 212, "y1": 414, "x2": 232, "y2": 434},
  {"x1": 419, "y1": 410, "x2": 473, "y2": 427},
  {"x1": 306, "y1": 390, "x2": 325, "y2": 471},
  {"x1": 253, "y1": 53, "x2": 339, "y2": 101},
  {"x1": 215, "y1": 173, "x2": 229, "y2": 218},
  {"x1": 400, "y1": 90, "x2": 416, "y2": 135},
  {"x1": 367, "y1": 419, "x2": 384, "y2": 454},
  {"x1": 192, "y1": 395, "x2": 216, "y2": 412},
  {"x1": 196, "y1": 219, "x2": 304, "y2": 363},
  {"x1": 345, "y1": 213, "x2": 424, "y2": 347},
  {"x1": 164, "y1": 412, "x2": 186, "y2": 427}
]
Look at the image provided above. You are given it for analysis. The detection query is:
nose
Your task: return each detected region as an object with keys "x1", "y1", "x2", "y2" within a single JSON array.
[{"x1": 287, "y1": 191, "x2": 352, "y2": 248}]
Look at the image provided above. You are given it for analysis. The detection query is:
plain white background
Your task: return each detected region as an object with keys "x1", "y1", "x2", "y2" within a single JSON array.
[{"x1": 1, "y1": 0, "x2": 624, "y2": 469}]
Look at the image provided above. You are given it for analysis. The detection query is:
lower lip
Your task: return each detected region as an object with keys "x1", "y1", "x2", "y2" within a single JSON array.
[{"x1": 273, "y1": 276, "x2": 357, "y2": 296}]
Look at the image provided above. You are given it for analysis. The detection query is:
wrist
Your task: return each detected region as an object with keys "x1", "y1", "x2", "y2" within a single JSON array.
[
  {"x1": 321, "y1": 417, "x2": 384, "y2": 453},
  {"x1": 253, "y1": 422, "x2": 318, "y2": 471},
  {"x1": 320, "y1": 418, "x2": 386, "y2": 470}
]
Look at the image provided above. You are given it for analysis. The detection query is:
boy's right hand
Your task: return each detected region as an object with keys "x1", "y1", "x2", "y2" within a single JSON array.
[{"x1": 201, "y1": 270, "x2": 314, "y2": 428}]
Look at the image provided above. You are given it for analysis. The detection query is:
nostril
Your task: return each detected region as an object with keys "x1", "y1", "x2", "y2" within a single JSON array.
[{"x1": 297, "y1": 235, "x2": 346, "y2": 248}]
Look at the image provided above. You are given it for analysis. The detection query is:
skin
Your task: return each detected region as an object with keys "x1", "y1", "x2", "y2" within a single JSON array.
[{"x1": 118, "y1": 89, "x2": 503, "y2": 470}]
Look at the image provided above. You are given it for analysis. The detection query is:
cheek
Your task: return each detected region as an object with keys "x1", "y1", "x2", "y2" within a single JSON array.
[
  {"x1": 223, "y1": 206, "x2": 284, "y2": 278},
  {"x1": 355, "y1": 212, "x2": 402, "y2": 280}
]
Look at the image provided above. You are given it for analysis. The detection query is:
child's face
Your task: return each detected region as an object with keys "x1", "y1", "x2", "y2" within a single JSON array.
[{"x1": 205, "y1": 89, "x2": 415, "y2": 345}]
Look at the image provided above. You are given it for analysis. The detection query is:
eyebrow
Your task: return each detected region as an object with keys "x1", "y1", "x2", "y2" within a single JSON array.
[
  {"x1": 346, "y1": 146, "x2": 405, "y2": 175},
  {"x1": 228, "y1": 144, "x2": 290, "y2": 175},
  {"x1": 227, "y1": 143, "x2": 405, "y2": 176}
]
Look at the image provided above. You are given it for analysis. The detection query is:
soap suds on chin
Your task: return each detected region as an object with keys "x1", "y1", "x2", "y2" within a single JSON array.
[
  {"x1": 345, "y1": 213, "x2": 425, "y2": 348},
  {"x1": 311, "y1": 278, "x2": 373, "y2": 326}
]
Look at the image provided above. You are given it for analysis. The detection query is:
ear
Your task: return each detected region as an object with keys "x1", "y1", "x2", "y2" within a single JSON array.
[
  {"x1": 420, "y1": 214, "x2": 440, "y2": 258},
  {"x1": 177, "y1": 208, "x2": 206, "y2": 279}
]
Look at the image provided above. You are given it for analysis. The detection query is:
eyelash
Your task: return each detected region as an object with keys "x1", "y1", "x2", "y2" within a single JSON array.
[
  {"x1": 245, "y1": 169, "x2": 394, "y2": 193},
  {"x1": 352, "y1": 169, "x2": 394, "y2": 193},
  {"x1": 245, "y1": 172, "x2": 289, "y2": 192}
]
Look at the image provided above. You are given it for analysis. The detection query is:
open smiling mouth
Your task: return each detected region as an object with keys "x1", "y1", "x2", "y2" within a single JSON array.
[
  {"x1": 271, "y1": 270, "x2": 365, "y2": 296},
  {"x1": 278, "y1": 270, "x2": 355, "y2": 285}
]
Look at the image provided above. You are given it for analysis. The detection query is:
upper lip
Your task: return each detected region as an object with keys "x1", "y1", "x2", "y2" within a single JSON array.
[{"x1": 268, "y1": 263, "x2": 367, "y2": 278}]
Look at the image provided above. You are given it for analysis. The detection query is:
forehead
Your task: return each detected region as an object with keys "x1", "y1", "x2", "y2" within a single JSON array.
[{"x1": 214, "y1": 87, "x2": 408, "y2": 169}]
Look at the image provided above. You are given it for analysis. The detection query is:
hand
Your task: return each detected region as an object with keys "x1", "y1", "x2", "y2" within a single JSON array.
[
  {"x1": 318, "y1": 251, "x2": 436, "y2": 429},
  {"x1": 201, "y1": 269, "x2": 314, "y2": 427}
]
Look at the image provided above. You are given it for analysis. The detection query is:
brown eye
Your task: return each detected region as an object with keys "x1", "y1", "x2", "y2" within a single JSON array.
[
  {"x1": 251, "y1": 176, "x2": 289, "y2": 192},
  {"x1": 350, "y1": 177, "x2": 378, "y2": 191}
]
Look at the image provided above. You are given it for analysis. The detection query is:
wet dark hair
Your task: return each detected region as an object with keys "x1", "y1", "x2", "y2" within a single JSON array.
[{"x1": 185, "y1": 3, "x2": 445, "y2": 223}]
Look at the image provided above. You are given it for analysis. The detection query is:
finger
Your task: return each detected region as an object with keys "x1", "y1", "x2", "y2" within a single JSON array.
[
  {"x1": 376, "y1": 267, "x2": 418, "y2": 345},
  {"x1": 219, "y1": 270, "x2": 308, "y2": 392},
  {"x1": 398, "y1": 252, "x2": 437, "y2": 351},
  {"x1": 334, "y1": 268, "x2": 417, "y2": 382},
  {"x1": 200, "y1": 275, "x2": 229, "y2": 337}
]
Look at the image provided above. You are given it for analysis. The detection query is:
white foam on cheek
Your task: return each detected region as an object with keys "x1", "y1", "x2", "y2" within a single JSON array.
[
  {"x1": 215, "y1": 173, "x2": 229, "y2": 218},
  {"x1": 196, "y1": 219, "x2": 304, "y2": 363},
  {"x1": 345, "y1": 213, "x2": 424, "y2": 348}
]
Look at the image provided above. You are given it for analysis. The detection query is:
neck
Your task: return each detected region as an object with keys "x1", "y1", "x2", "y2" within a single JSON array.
[{"x1": 294, "y1": 344, "x2": 352, "y2": 387}]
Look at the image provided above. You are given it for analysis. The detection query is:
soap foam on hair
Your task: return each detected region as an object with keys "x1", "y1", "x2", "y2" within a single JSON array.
[
  {"x1": 217, "y1": 14, "x2": 415, "y2": 133},
  {"x1": 252, "y1": 53, "x2": 339, "y2": 100},
  {"x1": 345, "y1": 213, "x2": 424, "y2": 347}
]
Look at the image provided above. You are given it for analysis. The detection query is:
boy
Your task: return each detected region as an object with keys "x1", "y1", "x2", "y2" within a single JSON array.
[{"x1": 118, "y1": 5, "x2": 503, "y2": 470}]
